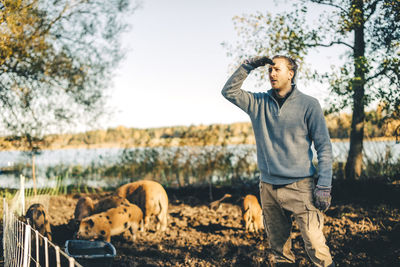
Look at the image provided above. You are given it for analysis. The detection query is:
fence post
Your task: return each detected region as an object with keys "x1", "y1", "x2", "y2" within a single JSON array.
[
  {"x1": 23, "y1": 224, "x2": 31, "y2": 267},
  {"x1": 2, "y1": 198, "x2": 5, "y2": 263},
  {"x1": 36, "y1": 230, "x2": 40, "y2": 267},
  {"x1": 44, "y1": 237, "x2": 49, "y2": 267},
  {"x1": 56, "y1": 246, "x2": 61, "y2": 267},
  {"x1": 20, "y1": 174, "x2": 25, "y2": 216},
  {"x1": 69, "y1": 256, "x2": 75, "y2": 267},
  {"x1": 2, "y1": 198, "x2": 6, "y2": 267}
]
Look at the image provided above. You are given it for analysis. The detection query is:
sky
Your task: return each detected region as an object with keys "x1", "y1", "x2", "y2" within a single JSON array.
[{"x1": 105, "y1": 0, "x2": 344, "y2": 129}]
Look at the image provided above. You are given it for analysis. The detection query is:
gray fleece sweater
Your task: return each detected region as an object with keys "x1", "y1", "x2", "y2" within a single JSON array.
[{"x1": 222, "y1": 65, "x2": 333, "y2": 187}]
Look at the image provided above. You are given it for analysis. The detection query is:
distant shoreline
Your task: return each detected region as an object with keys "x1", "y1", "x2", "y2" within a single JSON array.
[
  {"x1": 330, "y1": 137, "x2": 397, "y2": 143},
  {"x1": 0, "y1": 136, "x2": 397, "y2": 152}
]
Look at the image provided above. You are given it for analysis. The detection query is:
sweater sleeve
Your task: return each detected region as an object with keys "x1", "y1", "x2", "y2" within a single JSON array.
[
  {"x1": 221, "y1": 65, "x2": 256, "y2": 115},
  {"x1": 306, "y1": 100, "x2": 333, "y2": 187}
]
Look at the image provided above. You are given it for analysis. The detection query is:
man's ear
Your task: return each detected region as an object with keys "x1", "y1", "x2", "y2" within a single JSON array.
[{"x1": 289, "y1": 69, "x2": 294, "y2": 80}]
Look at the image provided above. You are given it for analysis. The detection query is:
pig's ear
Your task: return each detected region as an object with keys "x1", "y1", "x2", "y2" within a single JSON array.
[{"x1": 87, "y1": 219, "x2": 94, "y2": 227}]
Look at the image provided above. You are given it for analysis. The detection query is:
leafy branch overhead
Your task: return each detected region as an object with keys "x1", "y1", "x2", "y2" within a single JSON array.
[{"x1": 0, "y1": 0, "x2": 137, "y2": 149}]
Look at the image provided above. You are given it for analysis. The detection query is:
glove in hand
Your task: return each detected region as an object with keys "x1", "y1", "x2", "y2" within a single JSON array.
[
  {"x1": 243, "y1": 56, "x2": 274, "y2": 71},
  {"x1": 313, "y1": 186, "x2": 331, "y2": 212}
]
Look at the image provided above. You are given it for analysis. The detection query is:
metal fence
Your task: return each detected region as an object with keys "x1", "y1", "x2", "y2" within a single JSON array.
[{"x1": 2, "y1": 176, "x2": 83, "y2": 267}]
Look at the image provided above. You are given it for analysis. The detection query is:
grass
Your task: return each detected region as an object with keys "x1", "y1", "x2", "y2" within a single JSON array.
[{"x1": 0, "y1": 143, "x2": 398, "y2": 203}]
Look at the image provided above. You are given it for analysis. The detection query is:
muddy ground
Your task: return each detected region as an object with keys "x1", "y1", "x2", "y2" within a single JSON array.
[{"x1": 3, "y1": 179, "x2": 400, "y2": 266}]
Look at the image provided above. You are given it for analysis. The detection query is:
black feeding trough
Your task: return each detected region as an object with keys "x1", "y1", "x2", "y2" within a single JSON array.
[{"x1": 65, "y1": 240, "x2": 116, "y2": 267}]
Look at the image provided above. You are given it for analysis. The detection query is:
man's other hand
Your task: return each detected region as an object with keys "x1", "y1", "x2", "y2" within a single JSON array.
[{"x1": 313, "y1": 186, "x2": 331, "y2": 212}]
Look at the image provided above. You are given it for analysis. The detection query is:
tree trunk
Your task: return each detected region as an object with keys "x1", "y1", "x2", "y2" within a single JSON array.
[
  {"x1": 345, "y1": 0, "x2": 365, "y2": 180},
  {"x1": 208, "y1": 176, "x2": 213, "y2": 201},
  {"x1": 175, "y1": 171, "x2": 182, "y2": 188},
  {"x1": 32, "y1": 153, "x2": 37, "y2": 196}
]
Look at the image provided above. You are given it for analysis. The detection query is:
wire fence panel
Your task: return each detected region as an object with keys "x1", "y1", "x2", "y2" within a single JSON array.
[{"x1": 3, "y1": 198, "x2": 82, "y2": 267}]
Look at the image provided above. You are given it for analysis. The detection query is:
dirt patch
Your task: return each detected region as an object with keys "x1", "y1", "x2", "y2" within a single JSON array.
[
  {"x1": 40, "y1": 183, "x2": 400, "y2": 267},
  {"x1": 1, "y1": 181, "x2": 399, "y2": 266}
]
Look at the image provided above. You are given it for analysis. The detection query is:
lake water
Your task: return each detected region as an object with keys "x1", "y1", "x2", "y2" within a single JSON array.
[{"x1": 0, "y1": 140, "x2": 398, "y2": 188}]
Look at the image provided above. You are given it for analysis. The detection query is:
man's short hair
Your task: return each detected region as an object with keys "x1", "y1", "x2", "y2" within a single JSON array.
[{"x1": 273, "y1": 55, "x2": 298, "y2": 83}]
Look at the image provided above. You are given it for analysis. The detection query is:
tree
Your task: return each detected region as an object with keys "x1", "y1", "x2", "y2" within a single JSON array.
[
  {"x1": 0, "y1": 0, "x2": 136, "y2": 190},
  {"x1": 223, "y1": 0, "x2": 399, "y2": 180},
  {"x1": 0, "y1": 0, "x2": 136, "y2": 147}
]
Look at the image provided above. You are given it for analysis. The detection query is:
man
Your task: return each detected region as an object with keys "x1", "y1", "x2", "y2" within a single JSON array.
[{"x1": 222, "y1": 56, "x2": 334, "y2": 267}]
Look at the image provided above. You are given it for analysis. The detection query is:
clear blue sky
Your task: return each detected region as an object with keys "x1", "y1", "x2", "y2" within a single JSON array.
[{"x1": 105, "y1": 0, "x2": 343, "y2": 129}]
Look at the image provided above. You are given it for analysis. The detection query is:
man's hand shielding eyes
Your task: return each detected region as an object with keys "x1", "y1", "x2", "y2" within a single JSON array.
[{"x1": 242, "y1": 56, "x2": 274, "y2": 72}]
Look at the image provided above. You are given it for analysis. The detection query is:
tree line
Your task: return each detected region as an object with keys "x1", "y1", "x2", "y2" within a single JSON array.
[{"x1": 0, "y1": 108, "x2": 398, "y2": 151}]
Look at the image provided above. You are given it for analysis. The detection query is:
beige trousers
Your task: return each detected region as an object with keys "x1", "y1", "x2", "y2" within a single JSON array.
[{"x1": 259, "y1": 178, "x2": 333, "y2": 267}]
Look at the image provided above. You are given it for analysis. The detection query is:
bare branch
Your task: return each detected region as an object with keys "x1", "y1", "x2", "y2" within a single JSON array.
[
  {"x1": 366, "y1": 67, "x2": 387, "y2": 83},
  {"x1": 308, "y1": 0, "x2": 347, "y2": 13},
  {"x1": 307, "y1": 40, "x2": 354, "y2": 50},
  {"x1": 365, "y1": 0, "x2": 380, "y2": 22},
  {"x1": 33, "y1": 1, "x2": 70, "y2": 37}
]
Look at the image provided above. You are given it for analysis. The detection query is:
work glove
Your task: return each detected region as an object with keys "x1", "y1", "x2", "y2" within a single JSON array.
[
  {"x1": 313, "y1": 185, "x2": 331, "y2": 212},
  {"x1": 242, "y1": 56, "x2": 274, "y2": 72}
]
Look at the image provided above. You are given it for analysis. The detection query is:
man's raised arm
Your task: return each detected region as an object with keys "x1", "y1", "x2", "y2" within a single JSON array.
[{"x1": 221, "y1": 56, "x2": 274, "y2": 114}]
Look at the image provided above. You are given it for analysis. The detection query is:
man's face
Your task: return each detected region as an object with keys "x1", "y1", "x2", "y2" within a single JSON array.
[{"x1": 268, "y1": 58, "x2": 294, "y2": 90}]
